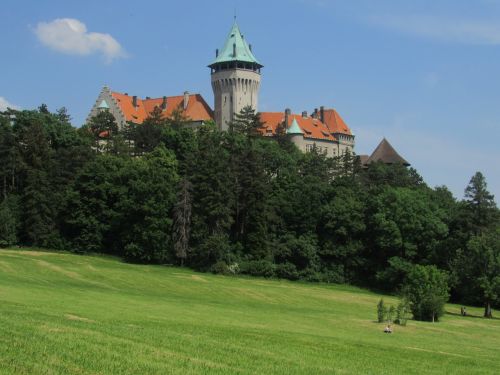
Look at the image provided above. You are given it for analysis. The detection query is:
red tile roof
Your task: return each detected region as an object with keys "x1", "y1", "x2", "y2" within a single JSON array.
[
  {"x1": 260, "y1": 111, "x2": 351, "y2": 141},
  {"x1": 322, "y1": 109, "x2": 352, "y2": 135},
  {"x1": 111, "y1": 92, "x2": 213, "y2": 124}
]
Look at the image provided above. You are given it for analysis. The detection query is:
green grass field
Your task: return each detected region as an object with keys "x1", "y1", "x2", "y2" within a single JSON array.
[{"x1": 0, "y1": 249, "x2": 499, "y2": 374}]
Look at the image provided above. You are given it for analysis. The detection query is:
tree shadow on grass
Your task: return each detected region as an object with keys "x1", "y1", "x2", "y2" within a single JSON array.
[{"x1": 445, "y1": 311, "x2": 500, "y2": 321}]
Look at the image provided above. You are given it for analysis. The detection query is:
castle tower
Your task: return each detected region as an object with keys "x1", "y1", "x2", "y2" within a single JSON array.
[{"x1": 209, "y1": 21, "x2": 263, "y2": 131}]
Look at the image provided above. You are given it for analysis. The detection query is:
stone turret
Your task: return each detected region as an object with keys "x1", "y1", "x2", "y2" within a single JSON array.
[
  {"x1": 209, "y1": 21, "x2": 263, "y2": 131},
  {"x1": 286, "y1": 117, "x2": 304, "y2": 148}
]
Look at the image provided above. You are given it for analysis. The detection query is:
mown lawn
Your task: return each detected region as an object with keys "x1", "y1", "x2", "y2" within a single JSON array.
[{"x1": 0, "y1": 248, "x2": 499, "y2": 374}]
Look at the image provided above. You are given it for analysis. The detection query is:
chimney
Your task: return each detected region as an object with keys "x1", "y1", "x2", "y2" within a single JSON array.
[
  {"x1": 161, "y1": 96, "x2": 167, "y2": 110},
  {"x1": 313, "y1": 108, "x2": 318, "y2": 118},
  {"x1": 183, "y1": 91, "x2": 189, "y2": 110},
  {"x1": 249, "y1": 44, "x2": 252, "y2": 52},
  {"x1": 216, "y1": 48, "x2": 219, "y2": 57},
  {"x1": 132, "y1": 95, "x2": 138, "y2": 108},
  {"x1": 284, "y1": 108, "x2": 291, "y2": 129},
  {"x1": 233, "y1": 43, "x2": 236, "y2": 57},
  {"x1": 320, "y1": 106, "x2": 325, "y2": 123},
  {"x1": 302, "y1": 111, "x2": 308, "y2": 118}
]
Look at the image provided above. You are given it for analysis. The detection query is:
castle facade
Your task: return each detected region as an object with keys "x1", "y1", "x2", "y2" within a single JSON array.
[{"x1": 87, "y1": 21, "x2": 356, "y2": 157}]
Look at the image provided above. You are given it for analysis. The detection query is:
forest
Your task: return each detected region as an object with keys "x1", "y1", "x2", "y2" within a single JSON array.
[{"x1": 0, "y1": 104, "x2": 499, "y2": 316}]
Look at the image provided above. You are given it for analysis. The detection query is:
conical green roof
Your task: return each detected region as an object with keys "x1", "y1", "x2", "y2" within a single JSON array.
[
  {"x1": 209, "y1": 22, "x2": 262, "y2": 67},
  {"x1": 98, "y1": 100, "x2": 109, "y2": 109},
  {"x1": 287, "y1": 118, "x2": 303, "y2": 135}
]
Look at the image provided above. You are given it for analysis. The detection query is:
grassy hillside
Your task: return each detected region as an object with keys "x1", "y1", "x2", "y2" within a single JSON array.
[{"x1": 0, "y1": 249, "x2": 499, "y2": 374}]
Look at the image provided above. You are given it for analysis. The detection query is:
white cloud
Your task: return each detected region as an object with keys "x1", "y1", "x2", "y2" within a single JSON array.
[
  {"x1": 35, "y1": 18, "x2": 126, "y2": 63},
  {"x1": 0, "y1": 97, "x2": 19, "y2": 111},
  {"x1": 370, "y1": 14, "x2": 500, "y2": 45}
]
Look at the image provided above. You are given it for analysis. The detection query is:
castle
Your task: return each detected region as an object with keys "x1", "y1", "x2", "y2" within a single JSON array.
[{"x1": 87, "y1": 21, "x2": 407, "y2": 163}]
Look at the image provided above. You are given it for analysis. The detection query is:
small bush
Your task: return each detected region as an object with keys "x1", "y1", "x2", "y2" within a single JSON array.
[
  {"x1": 275, "y1": 262, "x2": 299, "y2": 280},
  {"x1": 227, "y1": 262, "x2": 240, "y2": 275},
  {"x1": 211, "y1": 261, "x2": 229, "y2": 274},
  {"x1": 240, "y1": 260, "x2": 275, "y2": 278},
  {"x1": 395, "y1": 299, "x2": 411, "y2": 326},
  {"x1": 377, "y1": 299, "x2": 386, "y2": 323},
  {"x1": 387, "y1": 305, "x2": 396, "y2": 323}
]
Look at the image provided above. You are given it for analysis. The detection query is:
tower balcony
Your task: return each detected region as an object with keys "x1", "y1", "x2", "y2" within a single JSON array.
[{"x1": 209, "y1": 61, "x2": 262, "y2": 74}]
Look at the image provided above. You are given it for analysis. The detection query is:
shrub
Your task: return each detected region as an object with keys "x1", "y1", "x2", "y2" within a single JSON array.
[
  {"x1": 377, "y1": 299, "x2": 386, "y2": 323},
  {"x1": 240, "y1": 260, "x2": 275, "y2": 278},
  {"x1": 275, "y1": 262, "x2": 299, "y2": 280},
  {"x1": 227, "y1": 263, "x2": 240, "y2": 275},
  {"x1": 402, "y1": 265, "x2": 449, "y2": 322},
  {"x1": 387, "y1": 305, "x2": 396, "y2": 323},
  {"x1": 395, "y1": 299, "x2": 411, "y2": 326},
  {"x1": 211, "y1": 261, "x2": 229, "y2": 274}
]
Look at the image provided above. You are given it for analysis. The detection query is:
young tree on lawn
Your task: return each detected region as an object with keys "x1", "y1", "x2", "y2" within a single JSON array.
[
  {"x1": 402, "y1": 265, "x2": 449, "y2": 322},
  {"x1": 465, "y1": 229, "x2": 500, "y2": 318}
]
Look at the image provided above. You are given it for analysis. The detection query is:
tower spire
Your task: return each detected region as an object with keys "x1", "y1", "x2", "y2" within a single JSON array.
[{"x1": 209, "y1": 21, "x2": 263, "y2": 131}]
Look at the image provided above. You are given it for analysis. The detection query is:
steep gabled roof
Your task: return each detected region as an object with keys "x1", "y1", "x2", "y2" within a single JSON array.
[
  {"x1": 322, "y1": 109, "x2": 352, "y2": 135},
  {"x1": 209, "y1": 22, "x2": 262, "y2": 67},
  {"x1": 358, "y1": 155, "x2": 369, "y2": 165},
  {"x1": 110, "y1": 92, "x2": 213, "y2": 124},
  {"x1": 260, "y1": 112, "x2": 337, "y2": 141},
  {"x1": 366, "y1": 138, "x2": 409, "y2": 165}
]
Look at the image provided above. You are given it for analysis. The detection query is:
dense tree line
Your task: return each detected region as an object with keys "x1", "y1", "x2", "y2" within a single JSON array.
[{"x1": 0, "y1": 105, "x2": 499, "y2": 317}]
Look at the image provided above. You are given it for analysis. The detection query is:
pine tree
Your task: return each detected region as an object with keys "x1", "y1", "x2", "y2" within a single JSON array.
[
  {"x1": 464, "y1": 172, "x2": 497, "y2": 234},
  {"x1": 18, "y1": 120, "x2": 57, "y2": 246},
  {"x1": 0, "y1": 116, "x2": 19, "y2": 199},
  {"x1": 0, "y1": 198, "x2": 17, "y2": 247},
  {"x1": 228, "y1": 105, "x2": 264, "y2": 138},
  {"x1": 166, "y1": 106, "x2": 190, "y2": 131},
  {"x1": 134, "y1": 106, "x2": 165, "y2": 154},
  {"x1": 87, "y1": 111, "x2": 119, "y2": 152},
  {"x1": 22, "y1": 169, "x2": 55, "y2": 246},
  {"x1": 56, "y1": 107, "x2": 72, "y2": 123}
]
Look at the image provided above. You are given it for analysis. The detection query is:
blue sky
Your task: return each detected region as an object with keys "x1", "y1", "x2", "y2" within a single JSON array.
[{"x1": 1, "y1": 0, "x2": 499, "y2": 201}]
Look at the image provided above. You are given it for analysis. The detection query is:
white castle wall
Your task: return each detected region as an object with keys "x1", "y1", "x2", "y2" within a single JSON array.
[{"x1": 211, "y1": 68, "x2": 261, "y2": 131}]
